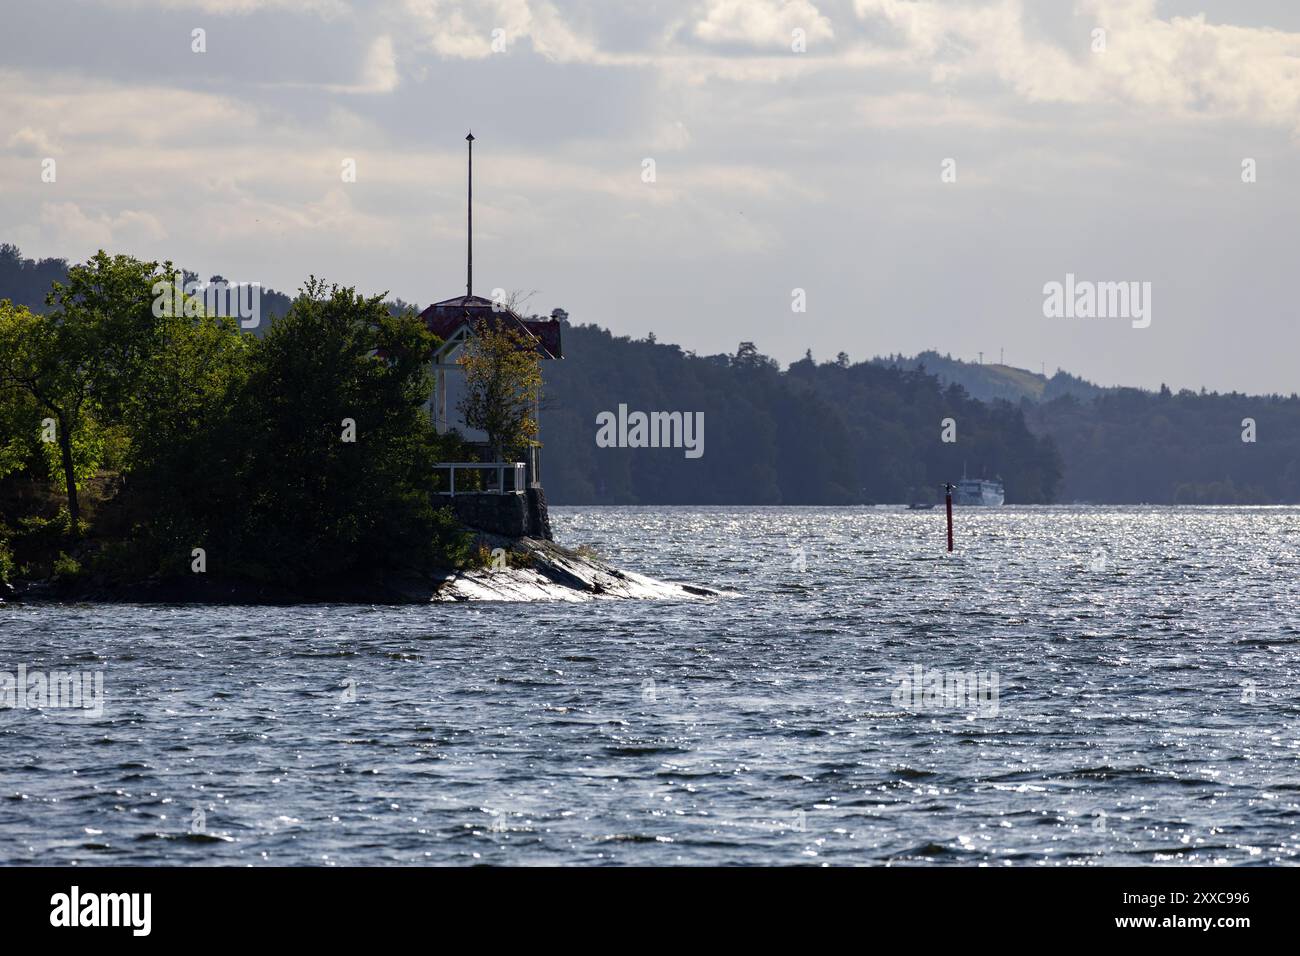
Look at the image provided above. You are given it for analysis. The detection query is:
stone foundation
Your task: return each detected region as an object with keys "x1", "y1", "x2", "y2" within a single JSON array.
[
  {"x1": 526, "y1": 487, "x2": 553, "y2": 540},
  {"x1": 450, "y1": 489, "x2": 553, "y2": 540}
]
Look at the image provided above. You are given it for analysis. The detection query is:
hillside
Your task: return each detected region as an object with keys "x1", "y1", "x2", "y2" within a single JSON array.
[
  {"x1": 539, "y1": 328, "x2": 1061, "y2": 504},
  {"x1": 872, "y1": 350, "x2": 1107, "y2": 404},
  {"x1": 1025, "y1": 387, "x2": 1300, "y2": 504}
]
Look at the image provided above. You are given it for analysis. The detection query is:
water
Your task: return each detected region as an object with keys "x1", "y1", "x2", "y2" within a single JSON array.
[{"x1": 2, "y1": 506, "x2": 1298, "y2": 866}]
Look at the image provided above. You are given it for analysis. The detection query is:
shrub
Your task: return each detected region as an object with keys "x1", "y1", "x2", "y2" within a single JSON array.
[
  {"x1": 0, "y1": 530, "x2": 13, "y2": 585},
  {"x1": 51, "y1": 552, "x2": 81, "y2": 581}
]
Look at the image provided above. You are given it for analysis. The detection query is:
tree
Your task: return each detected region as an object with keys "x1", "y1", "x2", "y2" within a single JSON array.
[
  {"x1": 114, "y1": 293, "x2": 249, "y2": 561},
  {"x1": 0, "y1": 253, "x2": 176, "y2": 529},
  {"x1": 457, "y1": 320, "x2": 542, "y2": 462},
  {"x1": 0, "y1": 256, "x2": 483, "y2": 589},
  {"x1": 202, "y1": 279, "x2": 467, "y2": 584},
  {"x1": 0, "y1": 302, "x2": 84, "y2": 525},
  {"x1": 0, "y1": 328, "x2": 44, "y2": 484}
]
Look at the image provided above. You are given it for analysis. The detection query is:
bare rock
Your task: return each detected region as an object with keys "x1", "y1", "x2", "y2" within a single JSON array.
[{"x1": 432, "y1": 536, "x2": 724, "y2": 603}]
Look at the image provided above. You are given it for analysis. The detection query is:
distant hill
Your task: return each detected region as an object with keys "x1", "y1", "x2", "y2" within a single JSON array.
[
  {"x1": 539, "y1": 328, "x2": 1062, "y2": 504},
  {"x1": 865, "y1": 350, "x2": 1300, "y2": 503},
  {"x1": 1025, "y1": 386, "x2": 1300, "y2": 504},
  {"x1": 871, "y1": 350, "x2": 1107, "y2": 404}
]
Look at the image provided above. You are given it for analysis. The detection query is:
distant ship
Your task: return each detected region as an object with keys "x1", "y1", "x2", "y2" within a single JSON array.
[{"x1": 953, "y1": 477, "x2": 1005, "y2": 506}]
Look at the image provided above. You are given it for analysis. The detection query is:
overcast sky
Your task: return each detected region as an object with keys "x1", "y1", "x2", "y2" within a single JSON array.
[{"x1": 3, "y1": 0, "x2": 1298, "y2": 393}]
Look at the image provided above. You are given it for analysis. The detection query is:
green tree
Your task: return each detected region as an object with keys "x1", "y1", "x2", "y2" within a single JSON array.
[
  {"x1": 0, "y1": 253, "x2": 174, "y2": 529},
  {"x1": 206, "y1": 279, "x2": 466, "y2": 585},
  {"x1": 457, "y1": 320, "x2": 542, "y2": 461},
  {"x1": 0, "y1": 302, "x2": 98, "y2": 527}
]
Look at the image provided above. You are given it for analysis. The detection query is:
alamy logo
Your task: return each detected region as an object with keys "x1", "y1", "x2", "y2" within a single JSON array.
[
  {"x1": 595, "y1": 404, "x2": 704, "y2": 459},
  {"x1": 0, "y1": 665, "x2": 104, "y2": 718},
  {"x1": 151, "y1": 275, "x2": 261, "y2": 328},
  {"x1": 50, "y1": 886, "x2": 151, "y2": 936},
  {"x1": 1042, "y1": 273, "x2": 1151, "y2": 328},
  {"x1": 890, "y1": 664, "x2": 999, "y2": 717}
]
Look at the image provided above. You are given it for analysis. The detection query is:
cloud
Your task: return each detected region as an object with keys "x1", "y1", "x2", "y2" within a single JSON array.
[
  {"x1": 693, "y1": 0, "x2": 834, "y2": 49},
  {"x1": 852, "y1": 0, "x2": 1300, "y2": 130},
  {"x1": 404, "y1": 0, "x2": 599, "y2": 62},
  {"x1": 357, "y1": 34, "x2": 400, "y2": 92},
  {"x1": 0, "y1": 71, "x2": 255, "y2": 138},
  {"x1": 125, "y1": 0, "x2": 350, "y2": 15},
  {"x1": 5, "y1": 0, "x2": 1300, "y2": 393},
  {"x1": 36, "y1": 202, "x2": 168, "y2": 249},
  {"x1": 6, "y1": 127, "x2": 59, "y2": 156}
]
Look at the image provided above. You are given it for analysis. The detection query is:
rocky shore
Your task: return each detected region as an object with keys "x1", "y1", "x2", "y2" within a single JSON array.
[
  {"x1": 2, "y1": 535, "x2": 722, "y2": 605},
  {"x1": 431, "y1": 535, "x2": 721, "y2": 602}
]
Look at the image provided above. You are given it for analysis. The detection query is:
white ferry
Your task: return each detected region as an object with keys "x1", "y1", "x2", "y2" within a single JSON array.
[{"x1": 953, "y1": 476, "x2": 1004, "y2": 506}]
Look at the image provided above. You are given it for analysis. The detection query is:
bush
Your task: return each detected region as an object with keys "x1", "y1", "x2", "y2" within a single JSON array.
[
  {"x1": 0, "y1": 531, "x2": 13, "y2": 585},
  {"x1": 51, "y1": 551, "x2": 81, "y2": 581}
]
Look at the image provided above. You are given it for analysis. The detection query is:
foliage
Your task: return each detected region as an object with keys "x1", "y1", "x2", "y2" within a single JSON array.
[
  {"x1": 0, "y1": 244, "x2": 69, "y2": 313},
  {"x1": 538, "y1": 324, "x2": 1062, "y2": 504},
  {"x1": 0, "y1": 252, "x2": 178, "y2": 526},
  {"x1": 0, "y1": 253, "x2": 476, "y2": 590},
  {"x1": 206, "y1": 279, "x2": 467, "y2": 583},
  {"x1": 51, "y1": 552, "x2": 82, "y2": 581},
  {"x1": 0, "y1": 373, "x2": 43, "y2": 483},
  {"x1": 457, "y1": 320, "x2": 542, "y2": 460},
  {"x1": 1025, "y1": 387, "x2": 1300, "y2": 504},
  {"x1": 115, "y1": 278, "x2": 473, "y2": 586},
  {"x1": 0, "y1": 524, "x2": 12, "y2": 585},
  {"x1": 0, "y1": 243, "x2": 298, "y2": 332}
]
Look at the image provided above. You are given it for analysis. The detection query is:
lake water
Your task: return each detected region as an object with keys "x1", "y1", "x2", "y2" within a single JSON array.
[{"x1": 2, "y1": 506, "x2": 1298, "y2": 865}]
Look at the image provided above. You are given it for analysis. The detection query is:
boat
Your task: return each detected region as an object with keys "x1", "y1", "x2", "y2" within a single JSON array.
[
  {"x1": 907, "y1": 502, "x2": 936, "y2": 510},
  {"x1": 953, "y1": 476, "x2": 1004, "y2": 506}
]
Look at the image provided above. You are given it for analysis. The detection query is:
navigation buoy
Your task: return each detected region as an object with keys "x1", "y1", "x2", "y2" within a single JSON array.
[{"x1": 945, "y1": 482, "x2": 954, "y2": 553}]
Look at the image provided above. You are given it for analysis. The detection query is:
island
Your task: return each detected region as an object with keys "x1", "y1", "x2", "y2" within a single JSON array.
[{"x1": 0, "y1": 252, "x2": 715, "y2": 605}]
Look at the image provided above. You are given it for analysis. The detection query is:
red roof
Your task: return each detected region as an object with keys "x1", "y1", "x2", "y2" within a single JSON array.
[{"x1": 419, "y1": 294, "x2": 562, "y2": 359}]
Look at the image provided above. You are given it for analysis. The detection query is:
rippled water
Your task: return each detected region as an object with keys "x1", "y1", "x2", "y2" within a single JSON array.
[{"x1": 2, "y1": 506, "x2": 1299, "y2": 866}]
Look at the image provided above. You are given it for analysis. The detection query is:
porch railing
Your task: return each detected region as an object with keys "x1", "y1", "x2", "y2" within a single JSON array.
[{"x1": 433, "y1": 462, "x2": 526, "y2": 496}]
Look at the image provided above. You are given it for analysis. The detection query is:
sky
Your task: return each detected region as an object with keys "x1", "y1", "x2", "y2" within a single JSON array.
[{"x1": 2, "y1": 0, "x2": 1299, "y2": 394}]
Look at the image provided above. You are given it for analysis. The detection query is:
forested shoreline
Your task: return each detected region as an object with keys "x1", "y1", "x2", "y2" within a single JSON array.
[
  {"x1": 4, "y1": 243, "x2": 1299, "y2": 516},
  {"x1": 1, "y1": 251, "x2": 478, "y2": 594}
]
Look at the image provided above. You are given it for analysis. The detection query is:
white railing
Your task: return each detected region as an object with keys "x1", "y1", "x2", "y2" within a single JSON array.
[{"x1": 434, "y1": 462, "x2": 526, "y2": 496}]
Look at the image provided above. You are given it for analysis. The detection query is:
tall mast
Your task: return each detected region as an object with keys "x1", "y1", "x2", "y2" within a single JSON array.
[{"x1": 466, "y1": 131, "x2": 474, "y2": 298}]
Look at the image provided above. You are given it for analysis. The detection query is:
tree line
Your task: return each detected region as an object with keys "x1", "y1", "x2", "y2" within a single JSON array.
[
  {"x1": 1025, "y1": 386, "x2": 1300, "y2": 503},
  {"x1": 0, "y1": 252, "x2": 477, "y2": 592},
  {"x1": 6, "y1": 243, "x2": 1297, "y2": 522},
  {"x1": 538, "y1": 326, "x2": 1063, "y2": 504}
]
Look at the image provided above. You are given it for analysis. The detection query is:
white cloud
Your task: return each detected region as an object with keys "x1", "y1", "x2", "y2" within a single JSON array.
[
  {"x1": 403, "y1": 0, "x2": 598, "y2": 62},
  {"x1": 852, "y1": 0, "x2": 1300, "y2": 130},
  {"x1": 694, "y1": 0, "x2": 834, "y2": 49},
  {"x1": 357, "y1": 34, "x2": 400, "y2": 92}
]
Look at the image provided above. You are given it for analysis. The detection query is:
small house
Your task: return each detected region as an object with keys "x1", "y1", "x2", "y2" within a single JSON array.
[{"x1": 421, "y1": 133, "x2": 563, "y2": 540}]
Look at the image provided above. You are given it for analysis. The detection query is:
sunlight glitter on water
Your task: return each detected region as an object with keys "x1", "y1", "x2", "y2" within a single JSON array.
[{"x1": 1, "y1": 506, "x2": 1298, "y2": 865}]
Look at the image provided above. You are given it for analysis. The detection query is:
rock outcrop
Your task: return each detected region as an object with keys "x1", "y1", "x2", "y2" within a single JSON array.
[{"x1": 430, "y1": 536, "x2": 723, "y2": 602}]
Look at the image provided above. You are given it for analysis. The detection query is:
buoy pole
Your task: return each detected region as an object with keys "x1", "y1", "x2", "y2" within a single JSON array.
[{"x1": 944, "y1": 482, "x2": 954, "y2": 553}]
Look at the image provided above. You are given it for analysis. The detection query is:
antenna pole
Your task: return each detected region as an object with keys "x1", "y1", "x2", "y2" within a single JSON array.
[{"x1": 466, "y1": 131, "x2": 474, "y2": 298}]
